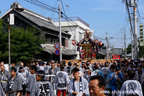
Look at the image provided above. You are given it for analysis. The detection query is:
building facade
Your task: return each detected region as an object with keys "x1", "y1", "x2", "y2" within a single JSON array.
[{"x1": 1, "y1": 2, "x2": 77, "y2": 61}]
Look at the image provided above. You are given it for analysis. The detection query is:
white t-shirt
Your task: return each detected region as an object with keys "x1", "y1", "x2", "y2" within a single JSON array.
[{"x1": 74, "y1": 81, "x2": 83, "y2": 96}]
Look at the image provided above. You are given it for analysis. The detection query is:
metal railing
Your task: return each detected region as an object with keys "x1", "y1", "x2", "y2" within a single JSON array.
[{"x1": 53, "y1": 17, "x2": 89, "y2": 27}]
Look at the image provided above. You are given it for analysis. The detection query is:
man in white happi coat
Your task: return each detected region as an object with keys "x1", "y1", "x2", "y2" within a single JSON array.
[
  {"x1": 118, "y1": 70, "x2": 143, "y2": 96},
  {"x1": 54, "y1": 64, "x2": 70, "y2": 96},
  {"x1": 68, "y1": 68, "x2": 89, "y2": 96}
]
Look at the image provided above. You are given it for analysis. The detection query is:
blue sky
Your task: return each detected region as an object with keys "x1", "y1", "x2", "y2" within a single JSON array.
[{"x1": 0, "y1": 0, "x2": 144, "y2": 48}]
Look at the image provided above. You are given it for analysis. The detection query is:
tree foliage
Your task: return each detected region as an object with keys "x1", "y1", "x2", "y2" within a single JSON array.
[
  {"x1": 127, "y1": 43, "x2": 144, "y2": 58},
  {"x1": 0, "y1": 20, "x2": 43, "y2": 63},
  {"x1": 139, "y1": 46, "x2": 144, "y2": 58},
  {"x1": 127, "y1": 43, "x2": 131, "y2": 54}
]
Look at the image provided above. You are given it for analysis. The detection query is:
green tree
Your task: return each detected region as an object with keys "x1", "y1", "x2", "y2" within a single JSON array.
[
  {"x1": 127, "y1": 43, "x2": 144, "y2": 58},
  {"x1": 0, "y1": 19, "x2": 8, "y2": 62},
  {"x1": 138, "y1": 46, "x2": 144, "y2": 58},
  {"x1": 0, "y1": 20, "x2": 43, "y2": 63},
  {"x1": 127, "y1": 43, "x2": 131, "y2": 54}
]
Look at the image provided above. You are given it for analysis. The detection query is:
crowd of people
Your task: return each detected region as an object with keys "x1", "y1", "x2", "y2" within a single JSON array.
[{"x1": 0, "y1": 59, "x2": 144, "y2": 96}]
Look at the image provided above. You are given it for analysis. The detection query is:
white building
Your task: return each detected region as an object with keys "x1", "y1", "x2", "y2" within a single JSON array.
[{"x1": 53, "y1": 17, "x2": 94, "y2": 59}]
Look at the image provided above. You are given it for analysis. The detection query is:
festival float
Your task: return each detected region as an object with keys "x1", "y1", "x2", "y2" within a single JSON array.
[
  {"x1": 77, "y1": 29, "x2": 104, "y2": 60},
  {"x1": 64, "y1": 29, "x2": 112, "y2": 64}
]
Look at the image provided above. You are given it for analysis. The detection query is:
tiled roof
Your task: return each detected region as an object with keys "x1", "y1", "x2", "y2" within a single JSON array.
[
  {"x1": 18, "y1": 8, "x2": 60, "y2": 32},
  {"x1": 0, "y1": 1, "x2": 70, "y2": 36}
]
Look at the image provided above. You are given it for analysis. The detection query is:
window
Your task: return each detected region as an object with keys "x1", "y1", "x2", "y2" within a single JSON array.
[
  {"x1": 62, "y1": 38, "x2": 65, "y2": 47},
  {"x1": 54, "y1": 38, "x2": 59, "y2": 44},
  {"x1": 140, "y1": 29, "x2": 143, "y2": 31},
  {"x1": 45, "y1": 36, "x2": 51, "y2": 44},
  {"x1": 140, "y1": 25, "x2": 143, "y2": 28},
  {"x1": 140, "y1": 33, "x2": 143, "y2": 35},
  {"x1": 45, "y1": 34, "x2": 59, "y2": 44},
  {"x1": 140, "y1": 36, "x2": 143, "y2": 38}
]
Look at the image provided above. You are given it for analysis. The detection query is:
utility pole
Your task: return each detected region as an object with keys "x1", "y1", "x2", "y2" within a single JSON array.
[
  {"x1": 124, "y1": 29, "x2": 127, "y2": 58},
  {"x1": 123, "y1": 0, "x2": 137, "y2": 60},
  {"x1": 133, "y1": 0, "x2": 138, "y2": 60},
  {"x1": 59, "y1": 0, "x2": 62, "y2": 62},
  {"x1": 131, "y1": 29, "x2": 133, "y2": 59},
  {"x1": 106, "y1": 32, "x2": 109, "y2": 59},
  {"x1": 8, "y1": 13, "x2": 11, "y2": 66}
]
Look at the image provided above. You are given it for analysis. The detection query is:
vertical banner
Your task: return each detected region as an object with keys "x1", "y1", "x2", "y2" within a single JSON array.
[{"x1": 10, "y1": 14, "x2": 14, "y2": 25}]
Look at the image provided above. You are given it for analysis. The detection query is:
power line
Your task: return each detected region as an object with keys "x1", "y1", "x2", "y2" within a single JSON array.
[
  {"x1": 137, "y1": 6, "x2": 143, "y2": 23},
  {"x1": 24, "y1": 0, "x2": 79, "y2": 31},
  {"x1": 125, "y1": 0, "x2": 134, "y2": 37},
  {"x1": 112, "y1": 38, "x2": 131, "y2": 39},
  {"x1": 24, "y1": 0, "x2": 59, "y2": 13},
  {"x1": 35, "y1": 0, "x2": 58, "y2": 10},
  {"x1": 94, "y1": 36, "x2": 105, "y2": 41},
  {"x1": 50, "y1": 0, "x2": 58, "y2": 18},
  {"x1": 61, "y1": 0, "x2": 75, "y2": 36},
  {"x1": 62, "y1": 15, "x2": 78, "y2": 25}
]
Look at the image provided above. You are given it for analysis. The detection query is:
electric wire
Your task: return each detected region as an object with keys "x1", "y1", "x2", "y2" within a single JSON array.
[
  {"x1": 61, "y1": 0, "x2": 75, "y2": 36},
  {"x1": 125, "y1": 0, "x2": 134, "y2": 37},
  {"x1": 24, "y1": 0, "x2": 82, "y2": 27},
  {"x1": 24, "y1": 0, "x2": 59, "y2": 13}
]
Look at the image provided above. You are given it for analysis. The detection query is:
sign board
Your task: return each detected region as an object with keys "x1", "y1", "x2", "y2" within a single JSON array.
[
  {"x1": 55, "y1": 43, "x2": 60, "y2": 49},
  {"x1": 10, "y1": 14, "x2": 14, "y2": 25},
  {"x1": 55, "y1": 49, "x2": 60, "y2": 55},
  {"x1": 113, "y1": 55, "x2": 121, "y2": 60},
  {"x1": 139, "y1": 23, "x2": 144, "y2": 46}
]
